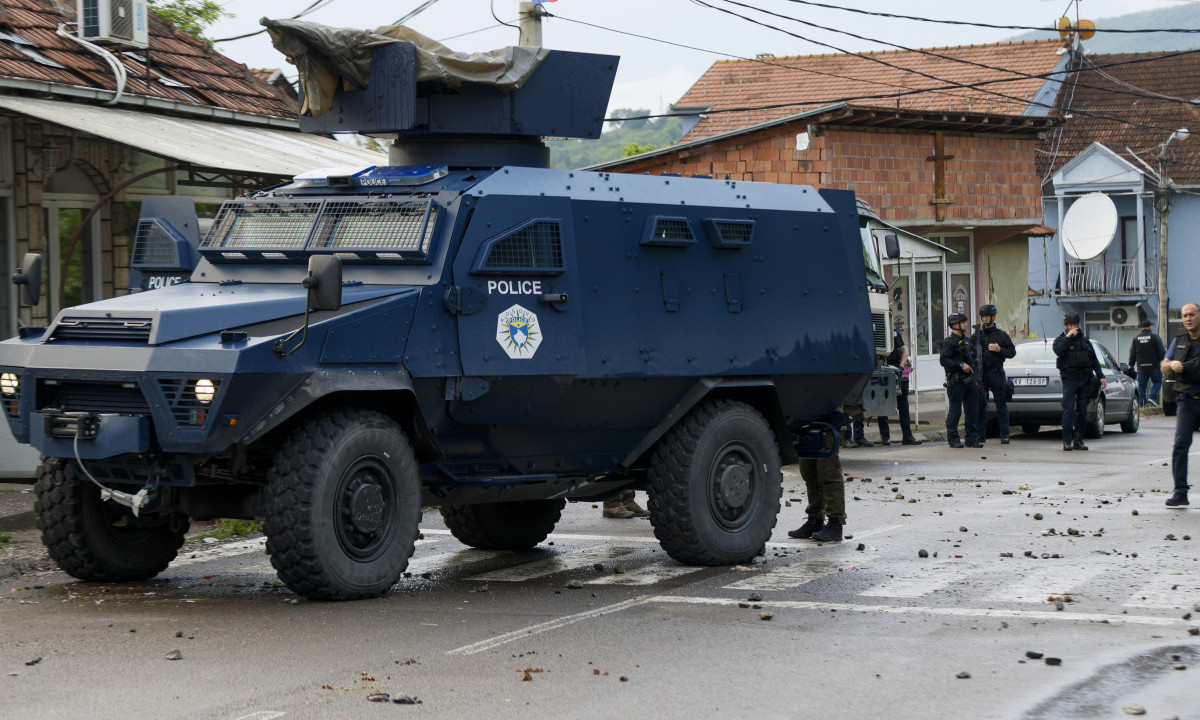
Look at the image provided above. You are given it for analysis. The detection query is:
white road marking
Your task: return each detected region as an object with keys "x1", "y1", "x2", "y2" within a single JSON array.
[
  {"x1": 987, "y1": 565, "x2": 1107, "y2": 603},
  {"x1": 646, "y1": 595, "x2": 1180, "y2": 626},
  {"x1": 1124, "y1": 571, "x2": 1200, "y2": 609},
  {"x1": 723, "y1": 556, "x2": 876, "y2": 591},
  {"x1": 230, "y1": 712, "x2": 285, "y2": 720},
  {"x1": 469, "y1": 546, "x2": 639, "y2": 582},
  {"x1": 446, "y1": 596, "x2": 654, "y2": 655},
  {"x1": 862, "y1": 563, "x2": 965, "y2": 598},
  {"x1": 587, "y1": 562, "x2": 705, "y2": 586},
  {"x1": 407, "y1": 548, "x2": 512, "y2": 573},
  {"x1": 171, "y1": 537, "x2": 267, "y2": 567}
]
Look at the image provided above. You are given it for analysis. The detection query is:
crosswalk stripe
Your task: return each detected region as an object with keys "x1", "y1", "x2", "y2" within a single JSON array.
[
  {"x1": 862, "y1": 563, "x2": 965, "y2": 598},
  {"x1": 1124, "y1": 571, "x2": 1200, "y2": 608},
  {"x1": 587, "y1": 562, "x2": 705, "y2": 586},
  {"x1": 987, "y1": 565, "x2": 1106, "y2": 603},
  {"x1": 722, "y1": 555, "x2": 876, "y2": 591},
  {"x1": 469, "y1": 545, "x2": 639, "y2": 582}
]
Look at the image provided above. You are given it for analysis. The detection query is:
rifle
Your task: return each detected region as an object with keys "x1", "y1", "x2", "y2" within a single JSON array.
[{"x1": 970, "y1": 324, "x2": 986, "y2": 395}]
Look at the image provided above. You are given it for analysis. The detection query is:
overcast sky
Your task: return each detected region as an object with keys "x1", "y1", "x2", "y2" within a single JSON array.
[{"x1": 209, "y1": 0, "x2": 1187, "y2": 116}]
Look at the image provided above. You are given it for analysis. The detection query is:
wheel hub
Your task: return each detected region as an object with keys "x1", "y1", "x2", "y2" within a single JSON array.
[
  {"x1": 349, "y1": 482, "x2": 386, "y2": 534},
  {"x1": 715, "y1": 456, "x2": 751, "y2": 509}
]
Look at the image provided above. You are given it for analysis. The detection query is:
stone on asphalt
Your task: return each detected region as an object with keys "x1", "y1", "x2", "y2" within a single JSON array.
[
  {"x1": 566, "y1": 580, "x2": 583, "y2": 590},
  {"x1": 1122, "y1": 705, "x2": 1145, "y2": 716},
  {"x1": 955, "y1": 671, "x2": 971, "y2": 679},
  {"x1": 164, "y1": 650, "x2": 182, "y2": 661},
  {"x1": 918, "y1": 549, "x2": 929, "y2": 558}
]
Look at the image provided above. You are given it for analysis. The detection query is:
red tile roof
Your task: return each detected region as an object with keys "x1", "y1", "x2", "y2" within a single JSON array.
[
  {"x1": 676, "y1": 40, "x2": 1068, "y2": 142},
  {"x1": 0, "y1": 0, "x2": 296, "y2": 119},
  {"x1": 1037, "y1": 50, "x2": 1200, "y2": 187}
]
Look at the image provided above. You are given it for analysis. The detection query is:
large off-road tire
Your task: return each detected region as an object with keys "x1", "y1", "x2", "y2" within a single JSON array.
[
  {"x1": 264, "y1": 409, "x2": 420, "y2": 601},
  {"x1": 647, "y1": 399, "x2": 782, "y2": 566},
  {"x1": 1121, "y1": 399, "x2": 1141, "y2": 433},
  {"x1": 33, "y1": 457, "x2": 188, "y2": 582},
  {"x1": 440, "y1": 499, "x2": 565, "y2": 550},
  {"x1": 1084, "y1": 397, "x2": 1106, "y2": 439}
]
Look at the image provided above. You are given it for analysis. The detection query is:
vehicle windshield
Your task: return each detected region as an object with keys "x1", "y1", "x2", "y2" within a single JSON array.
[{"x1": 1010, "y1": 341, "x2": 1057, "y2": 365}]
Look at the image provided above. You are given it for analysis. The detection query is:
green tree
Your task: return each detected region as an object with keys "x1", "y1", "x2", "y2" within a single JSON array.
[
  {"x1": 622, "y1": 141, "x2": 658, "y2": 157},
  {"x1": 149, "y1": 0, "x2": 232, "y2": 42}
]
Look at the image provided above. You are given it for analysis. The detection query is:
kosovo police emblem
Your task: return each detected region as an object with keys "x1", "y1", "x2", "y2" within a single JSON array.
[{"x1": 496, "y1": 304, "x2": 541, "y2": 359}]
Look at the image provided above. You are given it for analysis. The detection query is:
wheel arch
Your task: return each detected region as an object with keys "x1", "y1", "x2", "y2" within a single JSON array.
[
  {"x1": 621, "y1": 379, "x2": 793, "y2": 469},
  {"x1": 241, "y1": 369, "x2": 441, "y2": 464}
]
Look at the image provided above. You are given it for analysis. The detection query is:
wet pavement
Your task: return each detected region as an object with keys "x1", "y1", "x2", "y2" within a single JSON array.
[{"x1": 1, "y1": 414, "x2": 1198, "y2": 719}]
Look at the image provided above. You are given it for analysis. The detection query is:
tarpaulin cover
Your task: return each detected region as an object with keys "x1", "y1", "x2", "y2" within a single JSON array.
[{"x1": 261, "y1": 18, "x2": 549, "y2": 118}]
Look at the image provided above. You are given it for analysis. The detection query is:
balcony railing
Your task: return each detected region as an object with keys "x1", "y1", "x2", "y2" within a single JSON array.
[{"x1": 1063, "y1": 259, "x2": 1157, "y2": 296}]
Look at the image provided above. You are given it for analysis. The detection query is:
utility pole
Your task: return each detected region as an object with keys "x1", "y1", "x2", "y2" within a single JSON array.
[
  {"x1": 518, "y1": 2, "x2": 546, "y2": 47},
  {"x1": 1155, "y1": 129, "x2": 1189, "y2": 341}
]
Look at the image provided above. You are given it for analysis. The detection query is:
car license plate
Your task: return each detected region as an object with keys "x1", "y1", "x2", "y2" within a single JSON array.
[{"x1": 1013, "y1": 377, "x2": 1048, "y2": 387}]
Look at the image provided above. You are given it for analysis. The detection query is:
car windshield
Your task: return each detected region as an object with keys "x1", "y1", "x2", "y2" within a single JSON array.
[{"x1": 1010, "y1": 341, "x2": 1057, "y2": 365}]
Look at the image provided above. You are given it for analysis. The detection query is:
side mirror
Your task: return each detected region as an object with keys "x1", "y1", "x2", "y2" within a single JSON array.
[
  {"x1": 884, "y1": 234, "x2": 900, "y2": 260},
  {"x1": 304, "y1": 255, "x2": 342, "y2": 311},
  {"x1": 12, "y1": 252, "x2": 42, "y2": 306}
]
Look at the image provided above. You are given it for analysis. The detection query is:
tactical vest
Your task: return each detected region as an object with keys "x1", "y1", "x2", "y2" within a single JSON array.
[
  {"x1": 1133, "y1": 331, "x2": 1160, "y2": 367},
  {"x1": 887, "y1": 330, "x2": 904, "y2": 366},
  {"x1": 1057, "y1": 334, "x2": 1093, "y2": 373},
  {"x1": 1176, "y1": 331, "x2": 1196, "y2": 396},
  {"x1": 943, "y1": 334, "x2": 972, "y2": 377}
]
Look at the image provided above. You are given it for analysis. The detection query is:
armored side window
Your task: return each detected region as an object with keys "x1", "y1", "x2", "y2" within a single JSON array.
[
  {"x1": 703, "y1": 218, "x2": 755, "y2": 249},
  {"x1": 641, "y1": 216, "x2": 696, "y2": 247},
  {"x1": 132, "y1": 218, "x2": 189, "y2": 269},
  {"x1": 473, "y1": 219, "x2": 565, "y2": 274}
]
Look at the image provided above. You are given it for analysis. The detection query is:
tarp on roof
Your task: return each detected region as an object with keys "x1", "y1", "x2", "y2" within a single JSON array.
[
  {"x1": 261, "y1": 18, "x2": 548, "y2": 119},
  {"x1": 0, "y1": 95, "x2": 386, "y2": 177}
]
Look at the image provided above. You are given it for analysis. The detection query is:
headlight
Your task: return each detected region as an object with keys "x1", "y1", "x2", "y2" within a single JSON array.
[
  {"x1": 0, "y1": 373, "x2": 17, "y2": 396},
  {"x1": 194, "y1": 379, "x2": 216, "y2": 404}
]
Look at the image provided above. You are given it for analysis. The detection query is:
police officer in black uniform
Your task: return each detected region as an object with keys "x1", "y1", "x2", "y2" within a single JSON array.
[
  {"x1": 970, "y1": 304, "x2": 1016, "y2": 444},
  {"x1": 1052, "y1": 312, "x2": 1106, "y2": 451},
  {"x1": 940, "y1": 313, "x2": 981, "y2": 448},
  {"x1": 1161, "y1": 302, "x2": 1200, "y2": 506},
  {"x1": 1128, "y1": 319, "x2": 1166, "y2": 406}
]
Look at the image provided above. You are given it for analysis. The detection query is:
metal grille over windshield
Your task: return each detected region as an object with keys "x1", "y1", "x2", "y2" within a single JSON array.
[
  {"x1": 311, "y1": 200, "x2": 438, "y2": 255},
  {"x1": 200, "y1": 198, "x2": 440, "y2": 261},
  {"x1": 203, "y1": 201, "x2": 321, "y2": 249}
]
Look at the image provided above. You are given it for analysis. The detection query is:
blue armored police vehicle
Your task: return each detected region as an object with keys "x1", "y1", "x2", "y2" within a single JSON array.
[{"x1": 0, "y1": 34, "x2": 885, "y2": 600}]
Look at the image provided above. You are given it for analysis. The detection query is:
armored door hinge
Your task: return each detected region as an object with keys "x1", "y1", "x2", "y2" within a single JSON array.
[{"x1": 443, "y1": 285, "x2": 486, "y2": 315}]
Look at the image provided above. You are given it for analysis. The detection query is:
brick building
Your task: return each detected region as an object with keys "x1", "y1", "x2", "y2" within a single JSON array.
[{"x1": 594, "y1": 40, "x2": 1068, "y2": 386}]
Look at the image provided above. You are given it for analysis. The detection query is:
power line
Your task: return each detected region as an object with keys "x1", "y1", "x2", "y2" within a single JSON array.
[
  {"x1": 683, "y1": 0, "x2": 1195, "y2": 133},
  {"x1": 212, "y1": 0, "x2": 335, "y2": 43},
  {"x1": 710, "y1": 0, "x2": 1199, "y2": 110},
  {"x1": 394, "y1": 0, "x2": 442, "y2": 26},
  {"x1": 773, "y1": 0, "x2": 1200, "y2": 35}
]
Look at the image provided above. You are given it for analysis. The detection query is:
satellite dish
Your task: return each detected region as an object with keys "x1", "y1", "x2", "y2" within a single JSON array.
[{"x1": 1061, "y1": 192, "x2": 1117, "y2": 260}]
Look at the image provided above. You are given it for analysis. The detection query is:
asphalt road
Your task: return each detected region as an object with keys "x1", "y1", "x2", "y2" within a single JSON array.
[{"x1": 2, "y1": 415, "x2": 1199, "y2": 720}]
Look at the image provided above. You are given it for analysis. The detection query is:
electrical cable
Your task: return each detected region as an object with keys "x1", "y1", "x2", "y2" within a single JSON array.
[
  {"x1": 773, "y1": 0, "x2": 1200, "y2": 35},
  {"x1": 491, "y1": 0, "x2": 518, "y2": 29},
  {"x1": 211, "y1": 0, "x2": 336, "y2": 44},
  {"x1": 548, "y1": 10, "x2": 1199, "y2": 131},
  {"x1": 439, "y1": 22, "x2": 506, "y2": 42},
  {"x1": 688, "y1": 0, "x2": 1168, "y2": 128},
  {"x1": 395, "y1": 0, "x2": 441, "y2": 26},
  {"x1": 711, "y1": 0, "x2": 1192, "y2": 108}
]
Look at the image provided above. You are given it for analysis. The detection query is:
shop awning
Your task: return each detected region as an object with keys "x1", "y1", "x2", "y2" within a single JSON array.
[{"x1": 0, "y1": 95, "x2": 386, "y2": 177}]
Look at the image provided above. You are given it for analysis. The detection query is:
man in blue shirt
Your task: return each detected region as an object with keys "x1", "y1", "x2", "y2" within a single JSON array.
[{"x1": 1161, "y1": 302, "x2": 1200, "y2": 507}]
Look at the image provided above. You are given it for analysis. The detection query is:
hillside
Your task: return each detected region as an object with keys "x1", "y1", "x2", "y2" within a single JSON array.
[{"x1": 1008, "y1": 5, "x2": 1200, "y2": 53}]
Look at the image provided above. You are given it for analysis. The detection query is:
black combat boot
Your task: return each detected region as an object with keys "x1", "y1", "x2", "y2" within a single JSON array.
[
  {"x1": 811, "y1": 520, "x2": 843, "y2": 542},
  {"x1": 1072, "y1": 434, "x2": 1088, "y2": 451},
  {"x1": 787, "y1": 515, "x2": 824, "y2": 539},
  {"x1": 1062, "y1": 435, "x2": 1073, "y2": 451},
  {"x1": 902, "y1": 436, "x2": 923, "y2": 445},
  {"x1": 1166, "y1": 492, "x2": 1190, "y2": 507}
]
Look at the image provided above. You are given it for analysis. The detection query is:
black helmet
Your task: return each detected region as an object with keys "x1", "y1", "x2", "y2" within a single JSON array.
[
  {"x1": 947, "y1": 313, "x2": 968, "y2": 326},
  {"x1": 1139, "y1": 320, "x2": 1153, "y2": 329},
  {"x1": 1063, "y1": 312, "x2": 1081, "y2": 325},
  {"x1": 980, "y1": 304, "x2": 998, "y2": 316}
]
